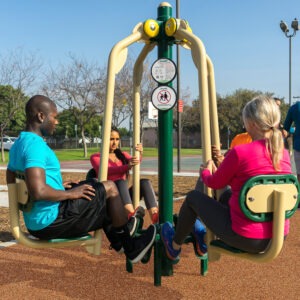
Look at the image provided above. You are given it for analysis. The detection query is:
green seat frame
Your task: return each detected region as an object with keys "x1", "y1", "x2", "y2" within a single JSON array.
[{"x1": 209, "y1": 174, "x2": 300, "y2": 263}]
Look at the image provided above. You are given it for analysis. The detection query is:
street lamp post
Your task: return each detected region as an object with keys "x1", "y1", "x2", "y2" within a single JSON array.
[{"x1": 280, "y1": 18, "x2": 299, "y2": 106}]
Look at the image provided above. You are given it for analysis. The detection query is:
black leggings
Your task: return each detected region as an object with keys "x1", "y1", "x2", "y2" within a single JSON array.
[
  {"x1": 174, "y1": 190, "x2": 271, "y2": 253},
  {"x1": 114, "y1": 179, "x2": 157, "y2": 210}
]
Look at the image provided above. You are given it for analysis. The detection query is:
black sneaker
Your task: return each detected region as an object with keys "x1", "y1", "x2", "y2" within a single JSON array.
[
  {"x1": 128, "y1": 206, "x2": 146, "y2": 220},
  {"x1": 127, "y1": 216, "x2": 140, "y2": 237},
  {"x1": 133, "y1": 206, "x2": 146, "y2": 219},
  {"x1": 126, "y1": 224, "x2": 156, "y2": 264},
  {"x1": 109, "y1": 241, "x2": 124, "y2": 254}
]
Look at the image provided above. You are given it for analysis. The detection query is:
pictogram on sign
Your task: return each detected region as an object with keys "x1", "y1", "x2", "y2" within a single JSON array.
[{"x1": 151, "y1": 85, "x2": 177, "y2": 111}]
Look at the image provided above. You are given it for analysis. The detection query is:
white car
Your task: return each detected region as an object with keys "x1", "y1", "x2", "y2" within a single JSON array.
[
  {"x1": 79, "y1": 137, "x2": 91, "y2": 144},
  {"x1": 0, "y1": 136, "x2": 16, "y2": 151}
]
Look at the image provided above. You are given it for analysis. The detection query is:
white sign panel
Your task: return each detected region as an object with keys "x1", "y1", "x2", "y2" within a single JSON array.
[
  {"x1": 151, "y1": 58, "x2": 177, "y2": 84},
  {"x1": 151, "y1": 85, "x2": 177, "y2": 111},
  {"x1": 148, "y1": 101, "x2": 158, "y2": 119}
]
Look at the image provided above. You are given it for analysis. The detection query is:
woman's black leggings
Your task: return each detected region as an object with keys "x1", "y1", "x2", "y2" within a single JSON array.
[
  {"x1": 174, "y1": 189, "x2": 271, "y2": 253},
  {"x1": 114, "y1": 179, "x2": 157, "y2": 210}
]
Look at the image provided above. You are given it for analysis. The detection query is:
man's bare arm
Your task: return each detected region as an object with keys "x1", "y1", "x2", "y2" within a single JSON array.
[{"x1": 25, "y1": 167, "x2": 96, "y2": 202}]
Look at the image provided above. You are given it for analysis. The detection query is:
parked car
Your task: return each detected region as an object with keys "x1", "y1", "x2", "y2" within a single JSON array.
[
  {"x1": 0, "y1": 136, "x2": 16, "y2": 151},
  {"x1": 93, "y1": 137, "x2": 102, "y2": 143},
  {"x1": 79, "y1": 137, "x2": 91, "y2": 144}
]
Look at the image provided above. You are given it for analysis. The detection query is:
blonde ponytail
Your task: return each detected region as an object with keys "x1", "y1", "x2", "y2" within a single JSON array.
[{"x1": 242, "y1": 95, "x2": 283, "y2": 170}]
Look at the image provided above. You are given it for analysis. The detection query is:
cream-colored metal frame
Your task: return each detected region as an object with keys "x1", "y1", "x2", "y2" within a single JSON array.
[
  {"x1": 8, "y1": 178, "x2": 101, "y2": 254},
  {"x1": 99, "y1": 19, "x2": 220, "y2": 205}
]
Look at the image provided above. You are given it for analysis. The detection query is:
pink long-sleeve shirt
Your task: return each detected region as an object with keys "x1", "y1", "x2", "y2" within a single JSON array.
[
  {"x1": 90, "y1": 152, "x2": 141, "y2": 181},
  {"x1": 201, "y1": 140, "x2": 292, "y2": 239}
]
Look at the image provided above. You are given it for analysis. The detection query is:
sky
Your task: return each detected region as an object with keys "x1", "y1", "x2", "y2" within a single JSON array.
[{"x1": 2, "y1": 0, "x2": 300, "y2": 105}]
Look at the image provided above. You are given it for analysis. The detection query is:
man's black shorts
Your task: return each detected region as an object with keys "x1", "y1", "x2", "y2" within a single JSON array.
[{"x1": 28, "y1": 180, "x2": 107, "y2": 240}]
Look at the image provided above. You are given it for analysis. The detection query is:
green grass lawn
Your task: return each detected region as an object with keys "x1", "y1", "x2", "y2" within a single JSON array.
[
  {"x1": 1, "y1": 147, "x2": 202, "y2": 165},
  {"x1": 54, "y1": 147, "x2": 202, "y2": 160}
]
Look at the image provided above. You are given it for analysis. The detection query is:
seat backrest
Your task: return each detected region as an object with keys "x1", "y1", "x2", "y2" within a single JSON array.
[
  {"x1": 13, "y1": 172, "x2": 33, "y2": 212},
  {"x1": 15, "y1": 179, "x2": 29, "y2": 205},
  {"x1": 239, "y1": 174, "x2": 299, "y2": 222}
]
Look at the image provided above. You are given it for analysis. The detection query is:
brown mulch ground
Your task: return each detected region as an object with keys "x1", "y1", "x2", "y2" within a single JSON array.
[{"x1": 1, "y1": 171, "x2": 300, "y2": 299}]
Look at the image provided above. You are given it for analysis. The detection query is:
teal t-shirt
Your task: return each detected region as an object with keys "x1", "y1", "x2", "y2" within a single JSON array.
[
  {"x1": 8, "y1": 132, "x2": 64, "y2": 230},
  {"x1": 284, "y1": 102, "x2": 300, "y2": 151}
]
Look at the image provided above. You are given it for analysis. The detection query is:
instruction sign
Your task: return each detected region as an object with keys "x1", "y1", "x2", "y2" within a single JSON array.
[
  {"x1": 151, "y1": 85, "x2": 177, "y2": 111},
  {"x1": 151, "y1": 58, "x2": 177, "y2": 84}
]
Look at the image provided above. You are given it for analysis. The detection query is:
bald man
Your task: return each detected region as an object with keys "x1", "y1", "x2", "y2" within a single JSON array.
[{"x1": 6, "y1": 95, "x2": 156, "y2": 264}]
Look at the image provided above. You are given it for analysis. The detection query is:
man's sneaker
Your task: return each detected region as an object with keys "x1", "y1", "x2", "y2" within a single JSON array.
[
  {"x1": 104, "y1": 224, "x2": 124, "y2": 254},
  {"x1": 127, "y1": 216, "x2": 140, "y2": 237},
  {"x1": 109, "y1": 242, "x2": 124, "y2": 254},
  {"x1": 191, "y1": 218, "x2": 207, "y2": 256},
  {"x1": 128, "y1": 206, "x2": 145, "y2": 220},
  {"x1": 126, "y1": 224, "x2": 156, "y2": 264},
  {"x1": 161, "y1": 222, "x2": 181, "y2": 262}
]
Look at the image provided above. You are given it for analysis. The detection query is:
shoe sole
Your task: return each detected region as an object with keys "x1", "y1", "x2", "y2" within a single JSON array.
[
  {"x1": 141, "y1": 246, "x2": 152, "y2": 264},
  {"x1": 129, "y1": 226, "x2": 156, "y2": 264},
  {"x1": 192, "y1": 242, "x2": 206, "y2": 257}
]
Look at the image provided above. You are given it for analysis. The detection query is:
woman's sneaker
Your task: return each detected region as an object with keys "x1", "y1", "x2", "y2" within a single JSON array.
[
  {"x1": 128, "y1": 206, "x2": 145, "y2": 219},
  {"x1": 127, "y1": 206, "x2": 145, "y2": 236},
  {"x1": 161, "y1": 222, "x2": 181, "y2": 263},
  {"x1": 127, "y1": 216, "x2": 139, "y2": 237},
  {"x1": 191, "y1": 218, "x2": 207, "y2": 256},
  {"x1": 126, "y1": 224, "x2": 156, "y2": 264}
]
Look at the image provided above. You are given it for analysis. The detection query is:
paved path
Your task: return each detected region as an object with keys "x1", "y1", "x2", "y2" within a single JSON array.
[
  {"x1": 0, "y1": 156, "x2": 202, "y2": 207},
  {"x1": 0, "y1": 187, "x2": 7, "y2": 207},
  {"x1": 58, "y1": 155, "x2": 202, "y2": 173}
]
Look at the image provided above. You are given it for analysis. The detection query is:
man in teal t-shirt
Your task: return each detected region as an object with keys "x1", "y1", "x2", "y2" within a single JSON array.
[
  {"x1": 6, "y1": 95, "x2": 156, "y2": 264},
  {"x1": 8, "y1": 131, "x2": 62, "y2": 230}
]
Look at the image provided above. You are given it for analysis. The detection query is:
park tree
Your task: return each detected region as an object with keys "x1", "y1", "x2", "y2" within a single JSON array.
[
  {"x1": 112, "y1": 58, "x2": 133, "y2": 128},
  {"x1": 112, "y1": 57, "x2": 157, "y2": 141},
  {"x1": 217, "y1": 89, "x2": 276, "y2": 147},
  {"x1": 172, "y1": 87, "x2": 195, "y2": 134},
  {"x1": 41, "y1": 54, "x2": 106, "y2": 158},
  {"x1": 41, "y1": 53, "x2": 158, "y2": 155},
  {"x1": 0, "y1": 48, "x2": 42, "y2": 162},
  {"x1": 178, "y1": 89, "x2": 284, "y2": 148},
  {"x1": 0, "y1": 85, "x2": 28, "y2": 161},
  {"x1": 54, "y1": 108, "x2": 77, "y2": 138},
  {"x1": 138, "y1": 61, "x2": 158, "y2": 141}
]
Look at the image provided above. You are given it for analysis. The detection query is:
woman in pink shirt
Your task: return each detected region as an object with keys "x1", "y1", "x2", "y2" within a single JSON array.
[
  {"x1": 161, "y1": 95, "x2": 292, "y2": 261},
  {"x1": 90, "y1": 127, "x2": 159, "y2": 224}
]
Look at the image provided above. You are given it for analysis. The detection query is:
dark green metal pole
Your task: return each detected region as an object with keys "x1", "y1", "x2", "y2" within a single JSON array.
[{"x1": 157, "y1": 2, "x2": 174, "y2": 277}]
